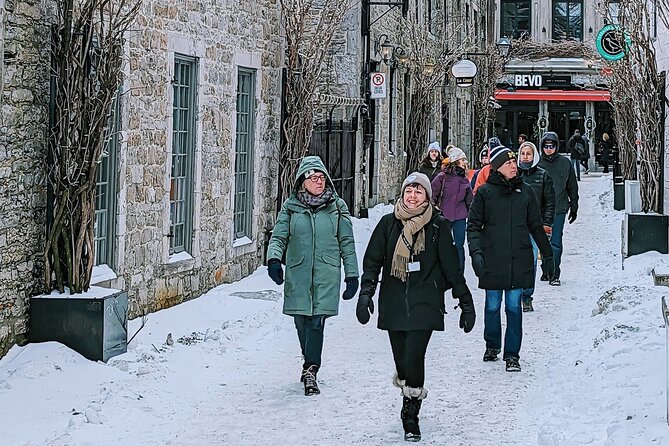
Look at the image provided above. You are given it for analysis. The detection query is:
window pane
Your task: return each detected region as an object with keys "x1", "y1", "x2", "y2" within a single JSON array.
[
  {"x1": 233, "y1": 69, "x2": 257, "y2": 239},
  {"x1": 501, "y1": 1, "x2": 531, "y2": 38}
]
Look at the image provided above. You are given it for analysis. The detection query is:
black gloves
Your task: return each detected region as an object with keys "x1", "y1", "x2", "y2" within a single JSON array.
[
  {"x1": 472, "y1": 253, "x2": 485, "y2": 278},
  {"x1": 458, "y1": 294, "x2": 476, "y2": 333},
  {"x1": 342, "y1": 277, "x2": 359, "y2": 300},
  {"x1": 267, "y1": 259, "x2": 284, "y2": 285},
  {"x1": 356, "y1": 291, "x2": 375, "y2": 325},
  {"x1": 542, "y1": 257, "x2": 556, "y2": 281},
  {"x1": 568, "y1": 209, "x2": 577, "y2": 224}
]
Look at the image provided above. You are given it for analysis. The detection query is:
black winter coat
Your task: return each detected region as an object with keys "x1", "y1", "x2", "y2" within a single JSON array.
[
  {"x1": 419, "y1": 160, "x2": 441, "y2": 182},
  {"x1": 538, "y1": 152, "x2": 579, "y2": 215},
  {"x1": 519, "y1": 166, "x2": 556, "y2": 227},
  {"x1": 567, "y1": 135, "x2": 587, "y2": 160},
  {"x1": 467, "y1": 171, "x2": 553, "y2": 291},
  {"x1": 361, "y1": 211, "x2": 470, "y2": 331}
]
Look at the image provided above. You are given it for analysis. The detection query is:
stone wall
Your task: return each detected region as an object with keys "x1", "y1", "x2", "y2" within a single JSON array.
[
  {"x1": 107, "y1": 0, "x2": 283, "y2": 317},
  {"x1": 0, "y1": 0, "x2": 50, "y2": 356}
]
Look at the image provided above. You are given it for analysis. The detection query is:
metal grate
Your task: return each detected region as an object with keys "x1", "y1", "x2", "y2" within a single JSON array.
[
  {"x1": 233, "y1": 68, "x2": 257, "y2": 240},
  {"x1": 170, "y1": 56, "x2": 197, "y2": 254}
]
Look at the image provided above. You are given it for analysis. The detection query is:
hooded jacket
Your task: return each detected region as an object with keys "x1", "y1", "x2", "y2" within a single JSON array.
[
  {"x1": 267, "y1": 156, "x2": 359, "y2": 316},
  {"x1": 537, "y1": 133, "x2": 579, "y2": 215},
  {"x1": 467, "y1": 170, "x2": 553, "y2": 290},
  {"x1": 518, "y1": 143, "x2": 556, "y2": 227}
]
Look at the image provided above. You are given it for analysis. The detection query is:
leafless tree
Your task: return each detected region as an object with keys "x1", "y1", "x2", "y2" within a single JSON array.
[
  {"x1": 278, "y1": 0, "x2": 354, "y2": 203},
  {"x1": 44, "y1": 0, "x2": 140, "y2": 293}
]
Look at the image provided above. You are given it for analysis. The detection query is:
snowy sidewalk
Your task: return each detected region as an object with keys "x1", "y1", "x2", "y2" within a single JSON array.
[{"x1": 2, "y1": 174, "x2": 669, "y2": 446}]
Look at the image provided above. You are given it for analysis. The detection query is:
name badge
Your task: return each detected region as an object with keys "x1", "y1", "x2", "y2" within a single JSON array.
[{"x1": 407, "y1": 261, "x2": 421, "y2": 273}]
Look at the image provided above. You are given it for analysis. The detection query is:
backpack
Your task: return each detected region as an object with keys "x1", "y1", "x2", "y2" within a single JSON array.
[{"x1": 574, "y1": 141, "x2": 586, "y2": 156}]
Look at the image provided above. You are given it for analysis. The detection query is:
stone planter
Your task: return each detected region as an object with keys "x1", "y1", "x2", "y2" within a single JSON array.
[
  {"x1": 30, "y1": 287, "x2": 128, "y2": 362},
  {"x1": 622, "y1": 213, "x2": 669, "y2": 257}
]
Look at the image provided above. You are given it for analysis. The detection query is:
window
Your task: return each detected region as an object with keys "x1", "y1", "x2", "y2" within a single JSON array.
[
  {"x1": 606, "y1": 0, "x2": 619, "y2": 24},
  {"x1": 233, "y1": 68, "x2": 257, "y2": 240},
  {"x1": 388, "y1": 67, "x2": 397, "y2": 154},
  {"x1": 403, "y1": 73, "x2": 411, "y2": 153},
  {"x1": 552, "y1": 0, "x2": 583, "y2": 41},
  {"x1": 94, "y1": 93, "x2": 120, "y2": 266},
  {"x1": 500, "y1": 0, "x2": 531, "y2": 39},
  {"x1": 169, "y1": 55, "x2": 197, "y2": 255}
]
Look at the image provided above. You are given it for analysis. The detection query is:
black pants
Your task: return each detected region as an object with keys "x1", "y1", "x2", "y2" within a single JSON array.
[
  {"x1": 294, "y1": 315, "x2": 327, "y2": 369},
  {"x1": 388, "y1": 330, "x2": 433, "y2": 388}
]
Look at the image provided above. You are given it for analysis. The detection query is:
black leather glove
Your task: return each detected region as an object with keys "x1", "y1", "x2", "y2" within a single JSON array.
[
  {"x1": 472, "y1": 253, "x2": 485, "y2": 278},
  {"x1": 568, "y1": 209, "x2": 577, "y2": 224},
  {"x1": 542, "y1": 257, "x2": 555, "y2": 281},
  {"x1": 356, "y1": 291, "x2": 375, "y2": 325},
  {"x1": 267, "y1": 259, "x2": 284, "y2": 285},
  {"x1": 342, "y1": 277, "x2": 359, "y2": 300},
  {"x1": 458, "y1": 294, "x2": 476, "y2": 333}
]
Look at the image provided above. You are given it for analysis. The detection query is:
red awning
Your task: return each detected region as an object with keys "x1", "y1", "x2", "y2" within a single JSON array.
[{"x1": 495, "y1": 89, "x2": 611, "y2": 102}]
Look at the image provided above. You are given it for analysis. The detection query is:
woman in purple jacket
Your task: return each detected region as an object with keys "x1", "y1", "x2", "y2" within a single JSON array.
[{"x1": 431, "y1": 147, "x2": 473, "y2": 272}]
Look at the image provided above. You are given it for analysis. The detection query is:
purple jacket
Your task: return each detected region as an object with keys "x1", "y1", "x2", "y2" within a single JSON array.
[{"x1": 431, "y1": 168, "x2": 473, "y2": 221}]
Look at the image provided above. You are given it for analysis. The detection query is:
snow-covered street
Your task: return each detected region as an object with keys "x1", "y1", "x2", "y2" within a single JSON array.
[{"x1": 2, "y1": 174, "x2": 669, "y2": 446}]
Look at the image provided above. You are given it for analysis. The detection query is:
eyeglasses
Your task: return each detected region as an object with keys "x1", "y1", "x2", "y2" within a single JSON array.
[{"x1": 308, "y1": 175, "x2": 326, "y2": 183}]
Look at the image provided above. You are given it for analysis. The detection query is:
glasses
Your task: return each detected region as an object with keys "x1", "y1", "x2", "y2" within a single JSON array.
[
  {"x1": 308, "y1": 175, "x2": 326, "y2": 183},
  {"x1": 543, "y1": 144, "x2": 556, "y2": 150}
]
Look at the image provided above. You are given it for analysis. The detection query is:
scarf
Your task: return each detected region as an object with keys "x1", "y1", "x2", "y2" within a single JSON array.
[
  {"x1": 297, "y1": 186, "x2": 334, "y2": 208},
  {"x1": 391, "y1": 200, "x2": 433, "y2": 282}
]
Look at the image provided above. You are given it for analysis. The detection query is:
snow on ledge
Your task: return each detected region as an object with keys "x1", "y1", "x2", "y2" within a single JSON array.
[
  {"x1": 168, "y1": 251, "x2": 194, "y2": 264},
  {"x1": 91, "y1": 264, "x2": 117, "y2": 284},
  {"x1": 232, "y1": 236, "x2": 253, "y2": 248},
  {"x1": 35, "y1": 285, "x2": 122, "y2": 299}
]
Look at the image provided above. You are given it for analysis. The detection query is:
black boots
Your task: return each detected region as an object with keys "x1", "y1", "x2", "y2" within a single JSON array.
[
  {"x1": 401, "y1": 387, "x2": 427, "y2": 442},
  {"x1": 302, "y1": 365, "x2": 319, "y2": 396}
]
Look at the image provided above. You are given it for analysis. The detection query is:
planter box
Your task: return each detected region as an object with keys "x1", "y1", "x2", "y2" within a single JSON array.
[
  {"x1": 614, "y1": 183, "x2": 625, "y2": 211},
  {"x1": 30, "y1": 287, "x2": 128, "y2": 362},
  {"x1": 622, "y1": 213, "x2": 669, "y2": 257}
]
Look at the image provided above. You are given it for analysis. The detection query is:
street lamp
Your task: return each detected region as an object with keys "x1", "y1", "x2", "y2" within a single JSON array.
[
  {"x1": 423, "y1": 60, "x2": 436, "y2": 76},
  {"x1": 496, "y1": 37, "x2": 512, "y2": 58}
]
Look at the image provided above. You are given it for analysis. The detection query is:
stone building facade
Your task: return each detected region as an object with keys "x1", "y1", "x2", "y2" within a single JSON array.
[{"x1": 0, "y1": 0, "x2": 283, "y2": 356}]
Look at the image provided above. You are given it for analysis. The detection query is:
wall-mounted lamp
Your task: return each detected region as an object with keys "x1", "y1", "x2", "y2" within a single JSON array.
[
  {"x1": 589, "y1": 26, "x2": 594, "y2": 33},
  {"x1": 374, "y1": 33, "x2": 408, "y2": 68},
  {"x1": 423, "y1": 60, "x2": 436, "y2": 75},
  {"x1": 542, "y1": 26, "x2": 546, "y2": 33},
  {"x1": 496, "y1": 37, "x2": 512, "y2": 58}
]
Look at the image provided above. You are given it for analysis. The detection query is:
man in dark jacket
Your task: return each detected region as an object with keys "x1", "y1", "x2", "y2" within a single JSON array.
[
  {"x1": 567, "y1": 129, "x2": 587, "y2": 180},
  {"x1": 518, "y1": 142, "x2": 555, "y2": 312},
  {"x1": 467, "y1": 146, "x2": 554, "y2": 372},
  {"x1": 537, "y1": 132, "x2": 579, "y2": 286}
]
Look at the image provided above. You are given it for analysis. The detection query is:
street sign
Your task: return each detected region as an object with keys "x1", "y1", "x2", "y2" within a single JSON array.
[
  {"x1": 596, "y1": 25, "x2": 631, "y2": 61},
  {"x1": 452, "y1": 59, "x2": 477, "y2": 88},
  {"x1": 370, "y1": 72, "x2": 387, "y2": 99}
]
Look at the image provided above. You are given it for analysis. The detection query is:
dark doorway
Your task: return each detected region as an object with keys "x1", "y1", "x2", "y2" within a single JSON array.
[
  {"x1": 308, "y1": 119, "x2": 357, "y2": 212},
  {"x1": 548, "y1": 101, "x2": 586, "y2": 153},
  {"x1": 494, "y1": 101, "x2": 539, "y2": 150}
]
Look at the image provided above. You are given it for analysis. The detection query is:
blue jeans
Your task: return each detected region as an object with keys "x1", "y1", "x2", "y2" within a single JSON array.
[
  {"x1": 522, "y1": 237, "x2": 539, "y2": 301},
  {"x1": 294, "y1": 315, "x2": 327, "y2": 369},
  {"x1": 484, "y1": 289, "x2": 523, "y2": 360},
  {"x1": 571, "y1": 158, "x2": 581, "y2": 180},
  {"x1": 449, "y1": 218, "x2": 467, "y2": 273},
  {"x1": 551, "y1": 213, "x2": 566, "y2": 280}
]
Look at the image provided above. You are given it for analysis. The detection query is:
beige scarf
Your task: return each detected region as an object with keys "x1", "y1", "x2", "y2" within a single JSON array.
[{"x1": 391, "y1": 200, "x2": 433, "y2": 282}]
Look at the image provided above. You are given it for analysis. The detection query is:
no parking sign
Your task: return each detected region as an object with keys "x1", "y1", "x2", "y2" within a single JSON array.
[{"x1": 370, "y1": 72, "x2": 387, "y2": 99}]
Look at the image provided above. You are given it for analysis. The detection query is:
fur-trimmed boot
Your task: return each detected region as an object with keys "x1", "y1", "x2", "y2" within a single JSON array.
[
  {"x1": 401, "y1": 386, "x2": 427, "y2": 442},
  {"x1": 392, "y1": 373, "x2": 406, "y2": 389}
]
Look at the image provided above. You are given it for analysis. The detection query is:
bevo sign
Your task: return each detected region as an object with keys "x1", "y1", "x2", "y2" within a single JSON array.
[{"x1": 514, "y1": 74, "x2": 543, "y2": 87}]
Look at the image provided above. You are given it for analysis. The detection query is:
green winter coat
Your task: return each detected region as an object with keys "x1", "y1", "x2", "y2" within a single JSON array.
[{"x1": 267, "y1": 156, "x2": 359, "y2": 316}]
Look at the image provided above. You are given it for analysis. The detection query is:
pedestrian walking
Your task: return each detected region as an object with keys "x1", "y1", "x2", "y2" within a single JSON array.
[
  {"x1": 517, "y1": 133, "x2": 528, "y2": 152},
  {"x1": 357, "y1": 172, "x2": 475, "y2": 442},
  {"x1": 567, "y1": 129, "x2": 587, "y2": 180},
  {"x1": 517, "y1": 142, "x2": 556, "y2": 312},
  {"x1": 599, "y1": 133, "x2": 612, "y2": 173},
  {"x1": 468, "y1": 143, "x2": 490, "y2": 185},
  {"x1": 537, "y1": 132, "x2": 579, "y2": 286},
  {"x1": 431, "y1": 147, "x2": 473, "y2": 272},
  {"x1": 467, "y1": 146, "x2": 554, "y2": 372},
  {"x1": 473, "y1": 137, "x2": 503, "y2": 193},
  {"x1": 418, "y1": 141, "x2": 443, "y2": 182},
  {"x1": 266, "y1": 156, "x2": 359, "y2": 396},
  {"x1": 580, "y1": 133, "x2": 591, "y2": 173}
]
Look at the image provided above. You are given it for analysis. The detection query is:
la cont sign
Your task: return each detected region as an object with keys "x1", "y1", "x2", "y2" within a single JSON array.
[
  {"x1": 514, "y1": 74, "x2": 543, "y2": 87},
  {"x1": 451, "y1": 59, "x2": 477, "y2": 88},
  {"x1": 370, "y1": 72, "x2": 387, "y2": 99}
]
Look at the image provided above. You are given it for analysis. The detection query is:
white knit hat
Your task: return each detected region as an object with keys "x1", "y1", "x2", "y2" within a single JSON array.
[
  {"x1": 427, "y1": 141, "x2": 441, "y2": 156},
  {"x1": 447, "y1": 147, "x2": 467, "y2": 164}
]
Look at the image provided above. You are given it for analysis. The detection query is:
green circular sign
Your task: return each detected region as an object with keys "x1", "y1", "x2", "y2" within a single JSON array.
[{"x1": 596, "y1": 25, "x2": 631, "y2": 61}]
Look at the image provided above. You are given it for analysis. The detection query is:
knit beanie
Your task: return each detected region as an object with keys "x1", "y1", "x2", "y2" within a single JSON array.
[
  {"x1": 427, "y1": 141, "x2": 441, "y2": 156},
  {"x1": 446, "y1": 147, "x2": 467, "y2": 164},
  {"x1": 489, "y1": 146, "x2": 516, "y2": 170},
  {"x1": 401, "y1": 172, "x2": 433, "y2": 201},
  {"x1": 488, "y1": 136, "x2": 502, "y2": 151}
]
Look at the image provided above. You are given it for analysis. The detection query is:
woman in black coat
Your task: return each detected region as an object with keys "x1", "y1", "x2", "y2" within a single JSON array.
[
  {"x1": 599, "y1": 133, "x2": 612, "y2": 173},
  {"x1": 357, "y1": 172, "x2": 475, "y2": 442}
]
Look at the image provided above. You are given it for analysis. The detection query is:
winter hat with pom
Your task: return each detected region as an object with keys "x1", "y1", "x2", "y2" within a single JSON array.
[{"x1": 446, "y1": 147, "x2": 467, "y2": 164}]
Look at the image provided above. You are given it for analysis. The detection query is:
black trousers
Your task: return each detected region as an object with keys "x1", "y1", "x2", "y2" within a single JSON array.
[
  {"x1": 294, "y1": 315, "x2": 327, "y2": 369},
  {"x1": 388, "y1": 330, "x2": 433, "y2": 388}
]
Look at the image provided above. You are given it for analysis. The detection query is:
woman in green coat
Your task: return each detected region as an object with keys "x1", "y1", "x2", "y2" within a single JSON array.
[{"x1": 267, "y1": 156, "x2": 359, "y2": 396}]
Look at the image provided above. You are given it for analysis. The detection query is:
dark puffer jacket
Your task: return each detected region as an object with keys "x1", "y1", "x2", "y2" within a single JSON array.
[
  {"x1": 538, "y1": 150, "x2": 579, "y2": 216},
  {"x1": 467, "y1": 170, "x2": 553, "y2": 290},
  {"x1": 360, "y1": 211, "x2": 470, "y2": 331},
  {"x1": 518, "y1": 143, "x2": 556, "y2": 227}
]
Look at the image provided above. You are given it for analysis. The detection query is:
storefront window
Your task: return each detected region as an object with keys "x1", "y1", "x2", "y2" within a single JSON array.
[
  {"x1": 501, "y1": 0, "x2": 531, "y2": 39},
  {"x1": 552, "y1": 0, "x2": 583, "y2": 41}
]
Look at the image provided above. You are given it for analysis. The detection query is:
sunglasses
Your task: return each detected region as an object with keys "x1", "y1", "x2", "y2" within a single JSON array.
[{"x1": 543, "y1": 144, "x2": 556, "y2": 149}]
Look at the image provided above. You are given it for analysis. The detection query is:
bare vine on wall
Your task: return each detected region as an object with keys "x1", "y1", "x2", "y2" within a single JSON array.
[
  {"x1": 471, "y1": 46, "x2": 505, "y2": 158},
  {"x1": 45, "y1": 0, "x2": 140, "y2": 294},
  {"x1": 277, "y1": 0, "x2": 353, "y2": 203},
  {"x1": 603, "y1": 0, "x2": 669, "y2": 212}
]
